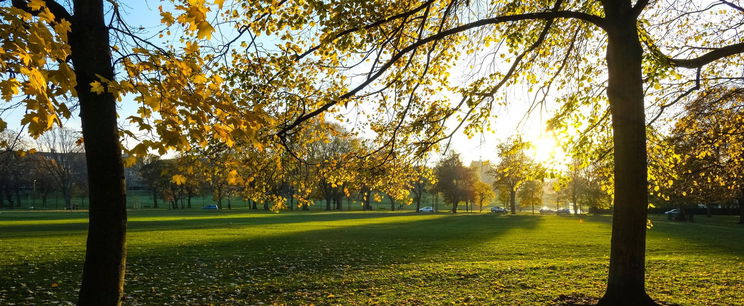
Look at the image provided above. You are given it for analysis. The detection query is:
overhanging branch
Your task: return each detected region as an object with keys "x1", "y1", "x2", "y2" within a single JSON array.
[
  {"x1": 669, "y1": 42, "x2": 744, "y2": 68},
  {"x1": 12, "y1": 0, "x2": 72, "y2": 23},
  {"x1": 277, "y1": 9, "x2": 606, "y2": 136}
]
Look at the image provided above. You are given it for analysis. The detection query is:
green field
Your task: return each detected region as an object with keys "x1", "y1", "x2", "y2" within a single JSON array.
[{"x1": 0, "y1": 210, "x2": 742, "y2": 305}]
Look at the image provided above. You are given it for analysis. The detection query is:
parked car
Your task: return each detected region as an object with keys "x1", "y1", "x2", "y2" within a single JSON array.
[
  {"x1": 202, "y1": 204, "x2": 219, "y2": 210},
  {"x1": 664, "y1": 209, "x2": 679, "y2": 215},
  {"x1": 491, "y1": 206, "x2": 507, "y2": 214},
  {"x1": 419, "y1": 206, "x2": 434, "y2": 213},
  {"x1": 556, "y1": 208, "x2": 571, "y2": 215},
  {"x1": 539, "y1": 207, "x2": 555, "y2": 214}
]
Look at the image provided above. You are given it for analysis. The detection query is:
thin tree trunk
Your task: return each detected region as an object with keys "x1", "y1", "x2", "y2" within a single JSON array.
[
  {"x1": 572, "y1": 180, "x2": 578, "y2": 215},
  {"x1": 599, "y1": 3, "x2": 655, "y2": 304},
  {"x1": 152, "y1": 189, "x2": 158, "y2": 208},
  {"x1": 739, "y1": 191, "x2": 743, "y2": 224},
  {"x1": 451, "y1": 201, "x2": 457, "y2": 213},
  {"x1": 416, "y1": 194, "x2": 421, "y2": 212},
  {"x1": 63, "y1": 190, "x2": 72, "y2": 209},
  {"x1": 14, "y1": 188, "x2": 21, "y2": 209},
  {"x1": 509, "y1": 190, "x2": 516, "y2": 214},
  {"x1": 70, "y1": 0, "x2": 128, "y2": 303}
]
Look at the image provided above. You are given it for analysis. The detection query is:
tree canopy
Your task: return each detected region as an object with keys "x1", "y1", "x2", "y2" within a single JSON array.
[{"x1": 1, "y1": 0, "x2": 743, "y2": 304}]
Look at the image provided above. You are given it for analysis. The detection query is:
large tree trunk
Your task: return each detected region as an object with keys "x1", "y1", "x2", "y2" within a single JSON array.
[
  {"x1": 599, "y1": 3, "x2": 655, "y2": 305},
  {"x1": 362, "y1": 188, "x2": 372, "y2": 211},
  {"x1": 451, "y1": 201, "x2": 457, "y2": 213},
  {"x1": 70, "y1": 0, "x2": 128, "y2": 304}
]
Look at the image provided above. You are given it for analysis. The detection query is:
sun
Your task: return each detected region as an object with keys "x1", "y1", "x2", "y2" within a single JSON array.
[{"x1": 528, "y1": 133, "x2": 568, "y2": 167}]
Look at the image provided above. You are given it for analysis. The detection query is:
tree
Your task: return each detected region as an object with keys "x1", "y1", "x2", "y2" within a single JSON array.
[
  {"x1": 1, "y1": 0, "x2": 255, "y2": 302},
  {"x1": 411, "y1": 165, "x2": 435, "y2": 212},
  {"x1": 668, "y1": 88, "x2": 744, "y2": 223},
  {"x1": 557, "y1": 157, "x2": 613, "y2": 215},
  {"x1": 247, "y1": 1, "x2": 744, "y2": 302},
  {"x1": 4, "y1": 0, "x2": 743, "y2": 303},
  {"x1": 136, "y1": 155, "x2": 165, "y2": 209},
  {"x1": 35, "y1": 127, "x2": 86, "y2": 209},
  {"x1": 434, "y1": 152, "x2": 475, "y2": 213},
  {"x1": 519, "y1": 179, "x2": 544, "y2": 214},
  {"x1": 29, "y1": 157, "x2": 57, "y2": 208},
  {"x1": 0, "y1": 130, "x2": 29, "y2": 209},
  {"x1": 491, "y1": 137, "x2": 537, "y2": 214},
  {"x1": 473, "y1": 180, "x2": 494, "y2": 213}
]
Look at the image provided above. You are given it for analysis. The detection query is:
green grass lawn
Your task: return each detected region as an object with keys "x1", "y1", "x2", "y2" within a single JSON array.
[{"x1": 0, "y1": 210, "x2": 742, "y2": 305}]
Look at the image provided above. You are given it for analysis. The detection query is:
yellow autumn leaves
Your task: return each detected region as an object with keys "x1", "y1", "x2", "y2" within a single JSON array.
[{"x1": 0, "y1": 4, "x2": 74, "y2": 137}]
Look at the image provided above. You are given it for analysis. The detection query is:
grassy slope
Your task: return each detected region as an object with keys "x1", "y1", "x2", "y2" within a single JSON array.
[{"x1": 0, "y1": 210, "x2": 741, "y2": 305}]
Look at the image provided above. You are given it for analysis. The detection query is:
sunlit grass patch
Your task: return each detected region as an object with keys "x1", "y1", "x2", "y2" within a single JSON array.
[{"x1": 0, "y1": 210, "x2": 741, "y2": 304}]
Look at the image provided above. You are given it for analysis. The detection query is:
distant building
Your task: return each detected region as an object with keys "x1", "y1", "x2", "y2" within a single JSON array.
[{"x1": 469, "y1": 160, "x2": 494, "y2": 185}]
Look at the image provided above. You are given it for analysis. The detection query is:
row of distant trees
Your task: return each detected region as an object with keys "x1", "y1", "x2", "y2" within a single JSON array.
[
  {"x1": 434, "y1": 87, "x2": 744, "y2": 219},
  {"x1": 431, "y1": 138, "x2": 611, "y2": 215},
  {"x1": 1, "y1": 124, "x2": 598, "y2": 214},
  {"x1": 0, "y1": 128, "x2": 86, "y2": 209}
]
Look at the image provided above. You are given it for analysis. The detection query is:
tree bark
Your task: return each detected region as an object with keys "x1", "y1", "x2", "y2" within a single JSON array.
[
  {"x1": 572, "y1": 180, "x2": 578, "y2": 215},
  {"x1": 70, "y1": 0, "x2": 128, "y2": 304},
  {"x1": 599, "y1": 2, "x2": 655, "y2": 305},
  {"x1": 362, "y1": 188, "x2": 372, "y2": 211},
  {"x1": 152, "y1": 189, "x2": 158, "y2": 208},
  {"x1": 509, "y1": 190, "x2": 516, "y2": 214},
  {"x1": 415, "y1": 193, "x2": 421, "y2": 212},
  {"x1": 739, "y1": 192, "x2": 743, "y2": 224},
  {"x1": 451, "y1": 201, "x2": 458, "y2": 213},
  {"x1": 64, "y1": 191, "x2": 72, "y2": 210}
]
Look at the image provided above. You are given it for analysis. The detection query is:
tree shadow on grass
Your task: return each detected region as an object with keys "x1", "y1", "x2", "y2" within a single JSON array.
[
  {"x1": 645, "y1": 215, "x2": 744, "y2": 256},
  {"x1": 578, "y1": 214, "x2": 744, "y2": 256},
  {"x1": 0, "y1": 211, "x2": 428, "y2": 237},
  {"x1": 0, "y1": 213, "x2": 543, "y2": 303}
]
